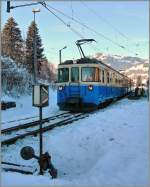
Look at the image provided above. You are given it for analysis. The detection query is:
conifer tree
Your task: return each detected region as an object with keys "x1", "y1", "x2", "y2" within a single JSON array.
[
  {"x1": 1, "y1": 17, "x2": 24, "y2": 66},
  {"x1": 26, "y1": 21, "x2": 44, "y2": 74}
]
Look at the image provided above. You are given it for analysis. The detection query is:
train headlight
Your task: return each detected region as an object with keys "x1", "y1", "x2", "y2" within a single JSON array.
[
  {"x1": 58, "y1": 86, "x2": 63, "y2": 91},
  {"x1": 88, "y1": 85, "x2": 93, "y2": 91}
]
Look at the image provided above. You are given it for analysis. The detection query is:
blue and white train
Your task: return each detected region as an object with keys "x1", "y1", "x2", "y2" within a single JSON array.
[{"x1": 57, "y1": 39, "x2": 132, "y2": 111}]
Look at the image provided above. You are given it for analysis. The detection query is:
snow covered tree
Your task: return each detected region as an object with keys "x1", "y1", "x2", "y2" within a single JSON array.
[
  {"x1": 1, "y1": 17, "x2": 24, "y2": 67},
  {"x1": 38, "y1": 59, "x2": 56, "y2": 82},
  {"x1": 48, "y1": 62, "x2": 57, "y2": 81},
  {"x1": 1, "y1": 57, "x2": 32, "y2": 97},
  {"x1": 26, "y1": 21, "x2": 45, "y2": 75}
]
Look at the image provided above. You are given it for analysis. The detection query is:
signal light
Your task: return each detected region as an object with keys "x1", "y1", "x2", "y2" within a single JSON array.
[{"x1": 7, "y1": 1, "x2": 11, "y2": 13}]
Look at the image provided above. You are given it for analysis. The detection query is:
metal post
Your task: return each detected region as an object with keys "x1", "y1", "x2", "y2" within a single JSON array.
[
  {"x1": 32, "y1": 9, "x2": 40, "y2": 84},
  {"x1": 39, "y1": 106, "x2": 43, "y2": 175},
  {"x1": 33, "y1": 13, "x2": 37, "y2": 84},
  {"x1": 59, "y1": 50, "x2": 61, "y2": 64},
  {"x1": 59, "y1": 46, "x2": 67, "y2": 64}
]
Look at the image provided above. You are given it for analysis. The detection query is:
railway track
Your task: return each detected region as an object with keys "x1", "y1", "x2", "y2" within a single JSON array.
[
  {"x1": 1, "y1": 111, "x2": 70, "y2": 126},
  {"x1": 2, "y1": 112, "x2": 89, "y2": 146},
  {"x1": 2, "y1": 115, "x2": 38, "y2": 125},
  {"x1": 2, "y1": 96, "x2": 131, "y2": 176},
  {"x1": 1, "y1": 111, "x2": 70, "y2": 134},
  {"x1": 2, "y1": 96, "x2": 128, "y2": 147},
  {"x1": 1, "y1": 161, "x2": 36, "y2": 175}
]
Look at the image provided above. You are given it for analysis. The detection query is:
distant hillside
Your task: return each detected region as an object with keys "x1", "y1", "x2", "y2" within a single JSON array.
[
  {"x1": 92, "y1": 53, "x2": 149, "y2": 84},
  {"x1": 120, "y1": 63, "x2": 149, "y2": 85}
]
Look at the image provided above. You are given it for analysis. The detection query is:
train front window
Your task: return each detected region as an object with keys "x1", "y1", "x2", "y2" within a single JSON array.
[
  {"x1": 82, "y1": 67, "x2": 99, "y2": 82},
  {"x1": 71, "y1": 67, "x2": 79, "y2": 82},
  {"x1": 58, "y1": 68, "x2": 69, "y2": 82}
]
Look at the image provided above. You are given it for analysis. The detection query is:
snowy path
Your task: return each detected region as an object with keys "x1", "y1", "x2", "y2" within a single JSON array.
[{"x1": 2, "y1": 98, "x2": 149, "y2": 186}]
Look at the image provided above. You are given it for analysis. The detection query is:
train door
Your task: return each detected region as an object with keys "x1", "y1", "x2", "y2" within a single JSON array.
[{"x1": 69, "y1": 67, "x2": 80, "y2": 96}]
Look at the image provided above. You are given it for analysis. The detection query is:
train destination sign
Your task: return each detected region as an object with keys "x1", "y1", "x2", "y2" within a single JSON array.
[{"x1": 33, "y1": 85, "x2": 49, "y2": 107}]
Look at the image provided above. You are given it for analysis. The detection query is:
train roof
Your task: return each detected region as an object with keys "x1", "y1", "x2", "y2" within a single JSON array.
[{"x1": 59, "y1": 58, "x2": 131, "y2": 80}]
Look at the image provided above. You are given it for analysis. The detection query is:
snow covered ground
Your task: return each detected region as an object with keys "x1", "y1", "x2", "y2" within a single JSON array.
[
  {"x1": 1, "y1": 89, "x2": 59, "y2": 129},
  {"x1": 1, "y1": 91, "x2": 149, "y2": 186}
]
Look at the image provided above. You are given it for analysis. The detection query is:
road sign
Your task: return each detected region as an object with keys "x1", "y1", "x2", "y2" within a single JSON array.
[
  {"x1": 41, "y1": 86, "x2": 48, "y2": 106},
  {"x1": 33, "y1": 85, "x2": 49, "y2": 107}
]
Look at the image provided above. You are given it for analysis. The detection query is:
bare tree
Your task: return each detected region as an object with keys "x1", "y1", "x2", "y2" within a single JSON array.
[{"x1": 136, "y1": 75, "x2": 142, "y2": 87}]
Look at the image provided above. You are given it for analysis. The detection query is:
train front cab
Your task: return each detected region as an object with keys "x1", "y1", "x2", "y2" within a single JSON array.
[
  {"x1": 57, "y1": 64, "x2": 100, "y2": 111},
  {"x1": 57, "y1": 64, "x2": 129, "y2": 111}
]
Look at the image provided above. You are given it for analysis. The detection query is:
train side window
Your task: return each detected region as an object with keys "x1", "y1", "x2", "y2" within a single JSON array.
[
  {"x1": 109, "y1": 72, "x2": 112, "y2": 84},
  {"x1": 112, "y1": 73, "x2": 115, "y2": 85},
  {"x1": 102, "y1": 70, "x2": 105, "y2": 83},
  {"x1": 58, "y1": 68, "x2": 69, "y2": 82},
  {"x1": 99, "y1": 69, "x2": 101, "y2": 82},
  {"x1": 95, "y1": 68, "x2": 99, "y2": 82},
  {"x1": 120, "y1": 79, "x2": 123, "y2": 86},
  {"x1": 82, "y1": 67, "x2": 99, "y2": 82},
  {"x1": 71, "y1": 67, "x2": 79, "y2": 82},
  {"x1": 107, "y1": 72, "x2": 109, "y2": 84},
  {"x1": 115, "y1": 76, "x2": 117, "y2": 84}
]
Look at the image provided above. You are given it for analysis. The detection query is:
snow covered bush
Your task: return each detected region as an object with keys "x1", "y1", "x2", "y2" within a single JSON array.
[{"x1": 1, "y1": 56, "x2": 32, "y2": 97}]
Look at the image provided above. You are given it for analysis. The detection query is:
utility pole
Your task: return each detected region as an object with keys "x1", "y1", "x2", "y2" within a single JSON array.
[
  {"x1": 59, "y1": 46, "x2": 67, "y2": 64},
  {"x1": 32, "y1": 8, "x2": 40, "y2": 84}
]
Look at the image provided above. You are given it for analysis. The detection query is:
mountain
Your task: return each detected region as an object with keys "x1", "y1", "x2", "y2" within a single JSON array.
[
  {"x1": 120, "y1": 63, "x2": 149, "y2": 85},
  {"x1": 92, "y1": 53, "x2": 149, "y2": 85}
]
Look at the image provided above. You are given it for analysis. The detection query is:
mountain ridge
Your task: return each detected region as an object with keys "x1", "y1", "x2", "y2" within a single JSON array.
[{"x1": 91, "y1": 52, "x2": 149, "y2": 84}]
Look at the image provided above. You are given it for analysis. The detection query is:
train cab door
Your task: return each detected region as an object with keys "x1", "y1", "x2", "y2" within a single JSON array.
[{"x1": 69, "y1": 67, "x2": 80, "y2": 96}]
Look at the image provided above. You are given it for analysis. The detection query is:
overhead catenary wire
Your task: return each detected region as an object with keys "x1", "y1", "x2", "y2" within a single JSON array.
[
  {"x1": 39, "y1": 1, "x2": 105, "y2": 55},
  {"x1": 80, "y1": 1, "x2": 141, "y2": 50},
  {"x1": 39, "y1": 1, "x2": 84, "y2": 39},
  {"x1": 40, "y1": 2, "x2": 138, "y2": 56},
  {"x1": 70, "y1": 0, "x2": 74, "y2": 20},
  {"x1": 80, "y1": 1, "x2": 129, "y2": 40}
]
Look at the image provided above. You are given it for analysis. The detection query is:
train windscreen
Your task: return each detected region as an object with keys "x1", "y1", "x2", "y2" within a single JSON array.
[
  {"x1": 82, "y1": 67, "x2": 99, "y2": 82},
  {"x1": 58, "y1": 68, "x2": 69, "y2": 82},
  {"x1": 71, "y1": 67, "x2": 79, "y2": 82}
]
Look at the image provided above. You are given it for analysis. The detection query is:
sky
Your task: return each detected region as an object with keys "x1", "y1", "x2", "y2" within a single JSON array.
[{"x1": 2, "y1": 1, "x2": 149, "y2": 65}]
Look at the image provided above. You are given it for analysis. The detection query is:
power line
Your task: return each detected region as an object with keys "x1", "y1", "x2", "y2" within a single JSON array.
[
  {"x1": 39, "y1": 2, "x2": 102, "y2": 58},
  {"x1": 40, "y1": 2, "x2": 103, "y2": 55},
  {"x1": 41, "y1": 2, "x2": 138, "y2": 56},
  {"x1": 41, "y1": 3, "x2": 124, "y2": 48},
  {"x1": 39, "y1": 2, "x2": 84, "y2": 39},
  {"x1": 80, "y1": 1, "x2": 141, "y2": 50},
  {"x1": 70, "y1": 1, "x2": 74, "y2": 20},
  {"x1": 80, "y1": 1, "x2": 129, "y2": 40}
]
